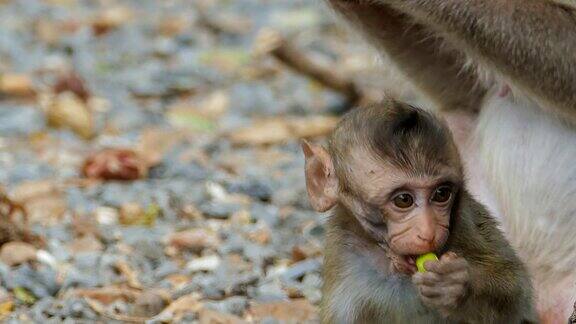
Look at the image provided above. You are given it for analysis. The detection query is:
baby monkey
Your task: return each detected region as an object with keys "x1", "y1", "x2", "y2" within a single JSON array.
[{"x1": 302, "y1": 101, "x2": 537, "y2": 323}]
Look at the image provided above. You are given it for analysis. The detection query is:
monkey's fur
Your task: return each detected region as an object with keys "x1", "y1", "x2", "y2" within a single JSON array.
[
  {"x1": 317, "y1": 103, "x2": 536, "y2": 323},
  {"x1": 325, "y1": 0, "x2": 576, "y2": 321}
]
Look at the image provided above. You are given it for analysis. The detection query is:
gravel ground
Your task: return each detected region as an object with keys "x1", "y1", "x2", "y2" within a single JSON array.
[{"x1": 0, "y1": 0, "x2": 411, "y2": 322}]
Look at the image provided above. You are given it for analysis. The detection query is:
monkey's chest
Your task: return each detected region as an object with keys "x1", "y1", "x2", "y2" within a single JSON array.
[{"x1": 329, "y1": 254, "x2": 451, "y2": 324}]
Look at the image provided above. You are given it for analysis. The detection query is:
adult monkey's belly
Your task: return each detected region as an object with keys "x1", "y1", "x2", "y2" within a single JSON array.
[{"x1": 444, "y1": 92, "x2": 576, "y2": 322}]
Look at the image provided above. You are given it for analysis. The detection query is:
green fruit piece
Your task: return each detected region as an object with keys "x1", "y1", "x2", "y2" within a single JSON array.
[{"x1": 416, "y1": 253, "x2": 439, "y2": 273}]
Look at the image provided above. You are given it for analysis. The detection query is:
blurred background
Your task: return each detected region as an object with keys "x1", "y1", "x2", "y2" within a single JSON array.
[{"x1": 0, "y1": 0, "x2": 418, "y2": 322}]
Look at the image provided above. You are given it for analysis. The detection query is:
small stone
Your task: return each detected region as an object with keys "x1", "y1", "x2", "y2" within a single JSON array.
[
  {"x1": 186, "y1": 255, "x2": 222, "y2": 273},
  {"x1": 250, "y1": 203, "x2": 279, "y2": 227},
  {"x1": 95, "y1": 207, "x2": 119, "y2": 225},
  {"x1": 280, "y1": 258, "x2": 322, "y2": 282},
  {"x1": 253, "y1": 281, "x2": 288, "y2": 302},
  {"x1": 247, "y1": 224, "x2": 271, "y2": 245},
  {"x1": 132, "y1": 291, "x2": 168, "y2": 317},
  {"x1": 199, "y1": 201, "x2": 239, "y2": 219}
]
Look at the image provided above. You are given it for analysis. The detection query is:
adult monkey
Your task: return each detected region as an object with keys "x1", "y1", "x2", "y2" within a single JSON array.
[{"x1": 324, "y1": 0, "x2": 576, "y2": 322}]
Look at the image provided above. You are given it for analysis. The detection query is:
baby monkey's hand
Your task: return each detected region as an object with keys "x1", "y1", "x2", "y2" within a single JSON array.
[{"x1": 412, "y1": 252, "x2": 470, "y2": 317}]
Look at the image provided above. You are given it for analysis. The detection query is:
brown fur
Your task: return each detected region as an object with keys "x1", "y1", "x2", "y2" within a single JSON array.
[
  {"x1": 314, "y1": 103, "x2": 536, "y2": 323},
  {"x1": 322, "y1": 193, "x2": 536, "y2": 323}
]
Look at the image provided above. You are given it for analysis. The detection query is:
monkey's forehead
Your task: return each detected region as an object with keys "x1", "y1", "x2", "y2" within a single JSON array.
[{"x1": 344, "y1": 148, "x2": 462, "y2": 193}]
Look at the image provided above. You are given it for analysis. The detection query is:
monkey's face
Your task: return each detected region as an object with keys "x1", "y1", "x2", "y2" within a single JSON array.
[{"x1": 339, "y1": 155, "x2": 458, "y2": 263}]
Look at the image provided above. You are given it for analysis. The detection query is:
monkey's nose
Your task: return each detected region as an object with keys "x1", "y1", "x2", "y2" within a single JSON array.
[{"x1": 417, "y1": 234, "x2": 434, "y2": 243}]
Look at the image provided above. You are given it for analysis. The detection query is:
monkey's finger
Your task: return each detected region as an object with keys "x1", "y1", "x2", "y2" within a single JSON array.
[
  {"x1": 413, "y1": 272, "x2": 441, "y2": 286},
  {"x1": 423, "y1": 259, "x2": 441, "y2": 272},
  {"x1": 419, "y1": 285, "x2": 443, "y2": 298},
  {"x1": 435, "y1": 258, "x2": 469, "y2": 274},
  {"x1": 441, "y1": 252, "x2": 458, "y2": 261},
  {"x1": 445, "y1": 269, "x2": 469, "y2": 284},
  {"x1": 420, "y1": 295, "x2": 445, "y2": 309}
]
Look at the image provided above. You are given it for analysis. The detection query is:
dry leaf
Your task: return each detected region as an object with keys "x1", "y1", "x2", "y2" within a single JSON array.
[
  {"x1": 68, "y1": 287, "x2": 140, "y2": 305},
  {"x1": 0, "y1": 242, "x2": 37, "y2": 266},
  {"x1": 0, "y1": 73, "x2": 35, "y2": 97},
  {"x1": 10, "y1": 179, "x2": 60, "y2": 204},
  {"x1": 199, "y1": 308, "x2": 247, "y2": 324},
  {"x1": 13, "y1": 287, "x2": 36, "y2": 305},
  {"x1": 115, "y1": 260, "x2": 142, "y2": 289},
  {"x1": 46, "y1": 92, "x2": 94, "y2": 139},
  {"x1": 0, "y1": 300, "x2": 14, "y2": 318},
  {"x1": 35, "y1": 19, "x2": 61, "y2": 45},
  {"x1": 229, "y1": 116, "x2": 339, "y2": 146},
  {"x1": 53, "y1": 72, "x2": 90, "y2": 102},
  {"x1": 249, "y1": 299, "x2": 319, "y2": 322},
  {"x1": 83, "y1": 149, "x2": 147, "y2": 181},
  {"x1": 157, "y1": 15, "x2": 190, "y2": 36},
  {"x1": 154, "y1": 293, "x2": 203, "y2": 322},
  {"x1": 167, "y1": 229, "x2": 220, "y2": 252},
  {"x1": 92, "y1": 6, "x2": 133, "y2": 36},
  {"x1": 247, "y1": 225, "x2": 271, "y2": 245},
  {"x1": 118, "y1": 203, "x2": 158, "y2": 227},
  {"x1": 291, "y1": 244, "x2": 321, "y2": 262},
  {"x1": 136, "y1": 128, "x2": 185, "y2": 167},
  {"x1": 10, "y1": 179, "x2": 67, "y2": 225}
]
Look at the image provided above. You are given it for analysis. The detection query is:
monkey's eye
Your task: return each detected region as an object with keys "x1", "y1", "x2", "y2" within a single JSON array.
[
  {"x1": 432, "y1": 186, "x2": 452, "y2": 203},
  {"x1": 392, "y1": 193, "x2": 414, "y2": 209}
]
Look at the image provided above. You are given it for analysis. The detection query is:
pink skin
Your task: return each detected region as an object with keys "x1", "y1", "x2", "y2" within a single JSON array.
[
  {"x1": 342, "y1": 153, "x2": 455, "y2": 274},
  {"x1": 412, "y1": 252, "x2": 470, "y2": 317},
  {"x1": 498, "y1": 83, "x2": 511, "y2": 97},
  {"x1": 302, "y1": 143, "x2": 458, "y2": 276}
]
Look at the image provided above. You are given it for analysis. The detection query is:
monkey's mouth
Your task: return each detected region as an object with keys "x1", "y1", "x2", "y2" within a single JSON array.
[
  {"x1": 405, "y1": 255, "x2": 417, "y2": 266},
  {"x1": 391, "y1": 254, "x2": 417, "y2": 275}
]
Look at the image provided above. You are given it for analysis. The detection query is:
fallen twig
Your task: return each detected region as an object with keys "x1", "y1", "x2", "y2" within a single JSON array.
[{"x1": 255, "y1": 29, "x2": 366, "y2": 107}]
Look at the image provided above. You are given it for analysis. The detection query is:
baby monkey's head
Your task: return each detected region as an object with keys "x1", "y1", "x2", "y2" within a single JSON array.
[{"x1": 303, "y1": 101, "x2": 463, "y2": 262}]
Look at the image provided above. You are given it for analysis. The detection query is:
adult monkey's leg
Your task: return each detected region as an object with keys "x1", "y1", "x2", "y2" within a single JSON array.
[
  {"x1": 326, "y1": 0, "x2": 487, "y2": 114},
  {"x1": 374, "y1": 0, "x2": 576, "y2": 123}
]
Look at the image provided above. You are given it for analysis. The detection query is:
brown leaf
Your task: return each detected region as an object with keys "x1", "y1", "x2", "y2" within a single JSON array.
[
  {"x1": 10, "y1": 180, "x2": 67, "y2": 225},
  {"x1": 10, "y1": 180, "x2": 59, "y2": 204},
  {"x1": 53, "y1": 72, "x2": 90, "y2": 102},
  {"x1": 155, "y1": 293, "x2": 203, "y2": 322},
  {"x1": 92, "y1": 6, "x2": 133, "y2": 36},
  {"x1": 0, "y1": 242, "x2": 37, "y2": 266},
  {"x1": 0, "y1": 188, "x2": 42, "y2": 246},
  {"x1": 167, "y1": 229, "x2": 220, "y2": 252},
  {"x1": 118, "y1": 203, "x2": 158, "y2": 227},
  {"x1": 199, "y1": 309, "x2": 247, "y2": 324},
  {"x1": 247, "y1": 225, "x2": 271, "y2": 245},
  {"x1": 46, "y1": 92, "x2": 94, "y2": 139},
  {"x1": 0, "y1": 73, "x2": 35, "y2": 97},
  {"x1": 249, "y1": 299, "x2": 319, "y2": 322},
  {"x1": 68, "y1": 287, "x2": 140, "y2": 305},
  {"x1": 83, "y1": 149, "x2": 148, "y2": 181},
  {"x1": 291, "y1": 244, "x2": 321, "y2": 262},
  {"x1": 136, "y1": 128, "x2": 185, "y2": 167},
  {"x1": 115, "y1": 260, "x2": 142, "y2": 289},
  {"x1": 157, "y1": 15, "x2": 190, "y2": 36},
  {"x1": 229, "y1": 116, "x2": 338, "y2": 146}
]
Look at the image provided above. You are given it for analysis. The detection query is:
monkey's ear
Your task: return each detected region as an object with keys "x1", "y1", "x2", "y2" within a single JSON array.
[{"x1": 302, "y1": 140, "x2": 339, "y2": 212}]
